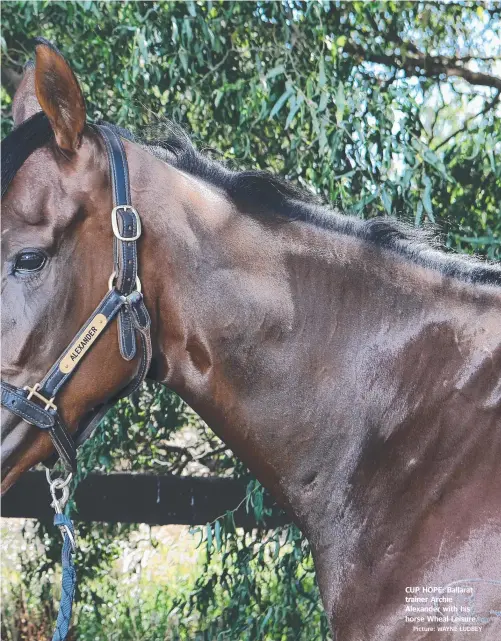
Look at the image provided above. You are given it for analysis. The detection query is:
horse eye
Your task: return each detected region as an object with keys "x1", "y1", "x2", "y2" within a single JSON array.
[{"x1": 14, "y1": 250, "x2": 47, "y2": 273}]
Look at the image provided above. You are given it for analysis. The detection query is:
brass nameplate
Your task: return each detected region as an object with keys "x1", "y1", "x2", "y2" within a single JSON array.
[{"x1": 59, "y1": 314, "x2": 107, "y2": 374}]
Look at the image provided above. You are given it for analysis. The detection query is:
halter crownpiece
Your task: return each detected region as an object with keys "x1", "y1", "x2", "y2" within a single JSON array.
[{"x1": 1, "y1": 121, "x2": 152, "y2": 473}]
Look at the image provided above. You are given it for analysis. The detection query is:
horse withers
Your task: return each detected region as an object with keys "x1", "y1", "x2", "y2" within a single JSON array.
[{"x1": 2, "y1": 39, "x2": 500, "y2": 640}]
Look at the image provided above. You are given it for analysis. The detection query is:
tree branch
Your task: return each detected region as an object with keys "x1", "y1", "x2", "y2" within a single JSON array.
[
  {"x1": 344, "y1": 43, "x2": 501, "y2": 91},
  {"x1": 196, "y1": 445, "x2": 229, "y2": 463},
  {"x1": 433, "y1": 90, "x2": 501, "y2": 151}
]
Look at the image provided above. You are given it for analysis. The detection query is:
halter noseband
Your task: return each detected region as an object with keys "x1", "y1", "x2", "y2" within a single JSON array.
[{"x1": 1, "y1": 123, "x2": 152, "y2": 473}]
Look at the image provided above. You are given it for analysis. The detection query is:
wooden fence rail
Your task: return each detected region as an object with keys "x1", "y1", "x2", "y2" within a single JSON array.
[{"x1": 1, "y1": 471, "x2": 287, "y2": 530}]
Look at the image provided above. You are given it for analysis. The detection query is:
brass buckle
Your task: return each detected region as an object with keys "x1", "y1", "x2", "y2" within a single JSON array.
[
  {"x1": 111, "y1": 205, "x2": 141, "y2": 242},
  {"x1": 108, "y1": 271, "x2": 142, "y2": 293},
  {"x1": 24, "y1": 383, "x2": 57, "y2": 411}
]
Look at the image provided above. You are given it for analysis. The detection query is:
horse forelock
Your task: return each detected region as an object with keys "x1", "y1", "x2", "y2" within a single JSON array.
[{"x1": 1, "y1": 111, "x2": 53, "y2": 198}]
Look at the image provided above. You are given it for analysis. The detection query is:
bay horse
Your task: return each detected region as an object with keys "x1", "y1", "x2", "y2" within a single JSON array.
[{"x1": 2, "y1": 40, "x2": 501, "y2": 641}]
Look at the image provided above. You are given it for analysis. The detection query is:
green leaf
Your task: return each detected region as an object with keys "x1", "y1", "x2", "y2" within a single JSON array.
[
  {"x1": 171, "y1": 17, "x2": 179, "y2": 44},
  {"x1": 269, "y1": 87, "x2": 293, "y2": 119},
  {"x1": 415, "y1": 200, "x2": 424, "y2": 227},
  {"x1": 286, "y1": 93, "x2": 303, "y2": 128},
  {"x1": 318, "y1": 56, "x2": 326, "y2": 88},
  {"x1": 206, "y1": 522, "x2": 213, "y2": 552},
  {"x1": 422, "y1": 175, "x2": 434, "y2": 220},
  {"x1": 183, "y1": 17, "x2": 193, "y2": 43},
  {"x1": 259, "y1": 606, "x2": 274, "y2": 633},
  {"x1": 214, "y1": 89, "x2": 223, "y2": 108},
  {"x1": 266, "y1": 64, "x2": 285, "y2": 80},
  {"x1": 381, "y1": 187, "x2": 392, "y2": 215},
  {"x1": 319, "y1": 90, "x2": 329, "y2": 113},
  {"x1": 486, "y1": 146, "x2": 496, "y2": 172},
  {"x1": 179, "y1": 50, "x2": 188, "y2": 73},
  {"x1": 335, "y1": 82, "x2": 345, "y2": 124},
  {"x1": 215, "y1": 519, "x2": 222, "y2": 551}
]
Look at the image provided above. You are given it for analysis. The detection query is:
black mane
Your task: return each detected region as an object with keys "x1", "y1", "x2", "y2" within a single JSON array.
[
  {"x1": 2, "y1": 114, "x2": 500, "y2": 286},
  {"x1": 1, "y1": 112, "x2": 53, "y2": 197},
  {"x1": 113, "y1": 120, "x2": 501, "y2": 287}
]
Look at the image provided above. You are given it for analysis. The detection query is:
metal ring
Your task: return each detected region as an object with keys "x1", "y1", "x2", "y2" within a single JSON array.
[
  {"x1": 45, "y1": 467, "x2": 73, "y2": 488},
  {"x1": 45, "y1": 468, "x2": 72, "y2": 514},
  {"x1": 52, "y1": 478, "x2": 70, "y2": 490},
  {"x1": 108, "y1": 271, "x2": 142, "y2": 293}
]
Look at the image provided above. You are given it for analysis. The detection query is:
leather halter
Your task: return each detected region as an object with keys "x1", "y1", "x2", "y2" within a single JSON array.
[{"x1": 1, "y1": 123, "x2": 152, "y2": 473}]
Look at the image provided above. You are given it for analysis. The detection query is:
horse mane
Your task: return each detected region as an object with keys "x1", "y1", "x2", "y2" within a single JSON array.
[
  {"x1": 2, "y1": 114, "x2": 500, "y2": 286},
  {"x1": 116, "y1": 120, "x2": 501, "y2": 287}
]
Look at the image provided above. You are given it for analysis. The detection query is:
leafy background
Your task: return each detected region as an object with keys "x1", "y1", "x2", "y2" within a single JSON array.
[{"x1": 1, "y1": 2, "x2": 500, "y2": 640}]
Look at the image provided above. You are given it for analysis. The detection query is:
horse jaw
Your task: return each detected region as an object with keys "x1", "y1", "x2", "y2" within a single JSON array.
[
  {"x1": 0, "y1": 410, "x2": 52, "y2": 494},
  {"x1": 1, "y1": 401, "x2": 114, "y2": 495}
]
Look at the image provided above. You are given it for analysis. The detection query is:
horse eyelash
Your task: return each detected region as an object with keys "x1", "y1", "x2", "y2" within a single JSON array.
[{"x1": 11, "y1": 268, "x2": 46, "y2": 286}]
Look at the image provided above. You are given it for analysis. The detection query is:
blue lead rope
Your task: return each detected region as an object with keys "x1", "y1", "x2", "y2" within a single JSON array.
[{"x1": 51, "y1": 513, "x2": 77, "y2": 641}]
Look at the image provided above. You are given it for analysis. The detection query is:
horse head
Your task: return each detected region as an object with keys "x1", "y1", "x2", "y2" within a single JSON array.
[{"x1": 1, "y1": 40, "x2": 149, "y2": 492}]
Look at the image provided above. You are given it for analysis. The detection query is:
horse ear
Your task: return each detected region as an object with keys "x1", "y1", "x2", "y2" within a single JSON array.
[
  {"x1": 12, "y1": 61, "x2": 43, "y2": 126},
  {"x1": 34, "y1": 38, "x2": 86, "y2": 152}
]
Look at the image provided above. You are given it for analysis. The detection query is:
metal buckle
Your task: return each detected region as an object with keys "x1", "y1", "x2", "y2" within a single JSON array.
[
  {"x1": 24, "y1": 383, "x2": 57, "y2": 411},
  {"x1": 111, "y1": 205, "x2": 141, "y2": 241},
  {"x1": 108, "y1": 271, "x2": 142, "y2": 293}
]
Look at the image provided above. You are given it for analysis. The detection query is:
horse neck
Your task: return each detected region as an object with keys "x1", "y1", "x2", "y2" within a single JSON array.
[{"x1": 132, "y1": 142, "x2": 501, "y2": 555}]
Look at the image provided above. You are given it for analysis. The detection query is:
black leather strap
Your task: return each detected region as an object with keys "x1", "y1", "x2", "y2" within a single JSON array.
[
  {"x1": 117, "y1": 293, "x2": 152, "y2": 399},
  {"x1": 1, "y1": 381, "x2": 77, "y2": 472},
  {"x1": 1, "y1": 381, "x2": 55, "y2": 429},
  {"x1": 95, "y1": 125, "x2": 139, "y2": 298},
  {"x1": 95, "y1": 124, "x2": 142, "y2": 361},
  {"x1": 49, "y1": 415, "x2": 78, "y2": 472},
  {"x1": 95, "y1": 123, "x2": 130, "y2": 207}
]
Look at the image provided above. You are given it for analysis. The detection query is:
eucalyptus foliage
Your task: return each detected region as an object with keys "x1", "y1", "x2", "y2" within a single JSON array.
[
  {"x1": 1, "y1": 2, "x2": 500, "y2": 640},
  {"x1": 3, "y1": 1, "x2": 500, "y2": 255}
]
